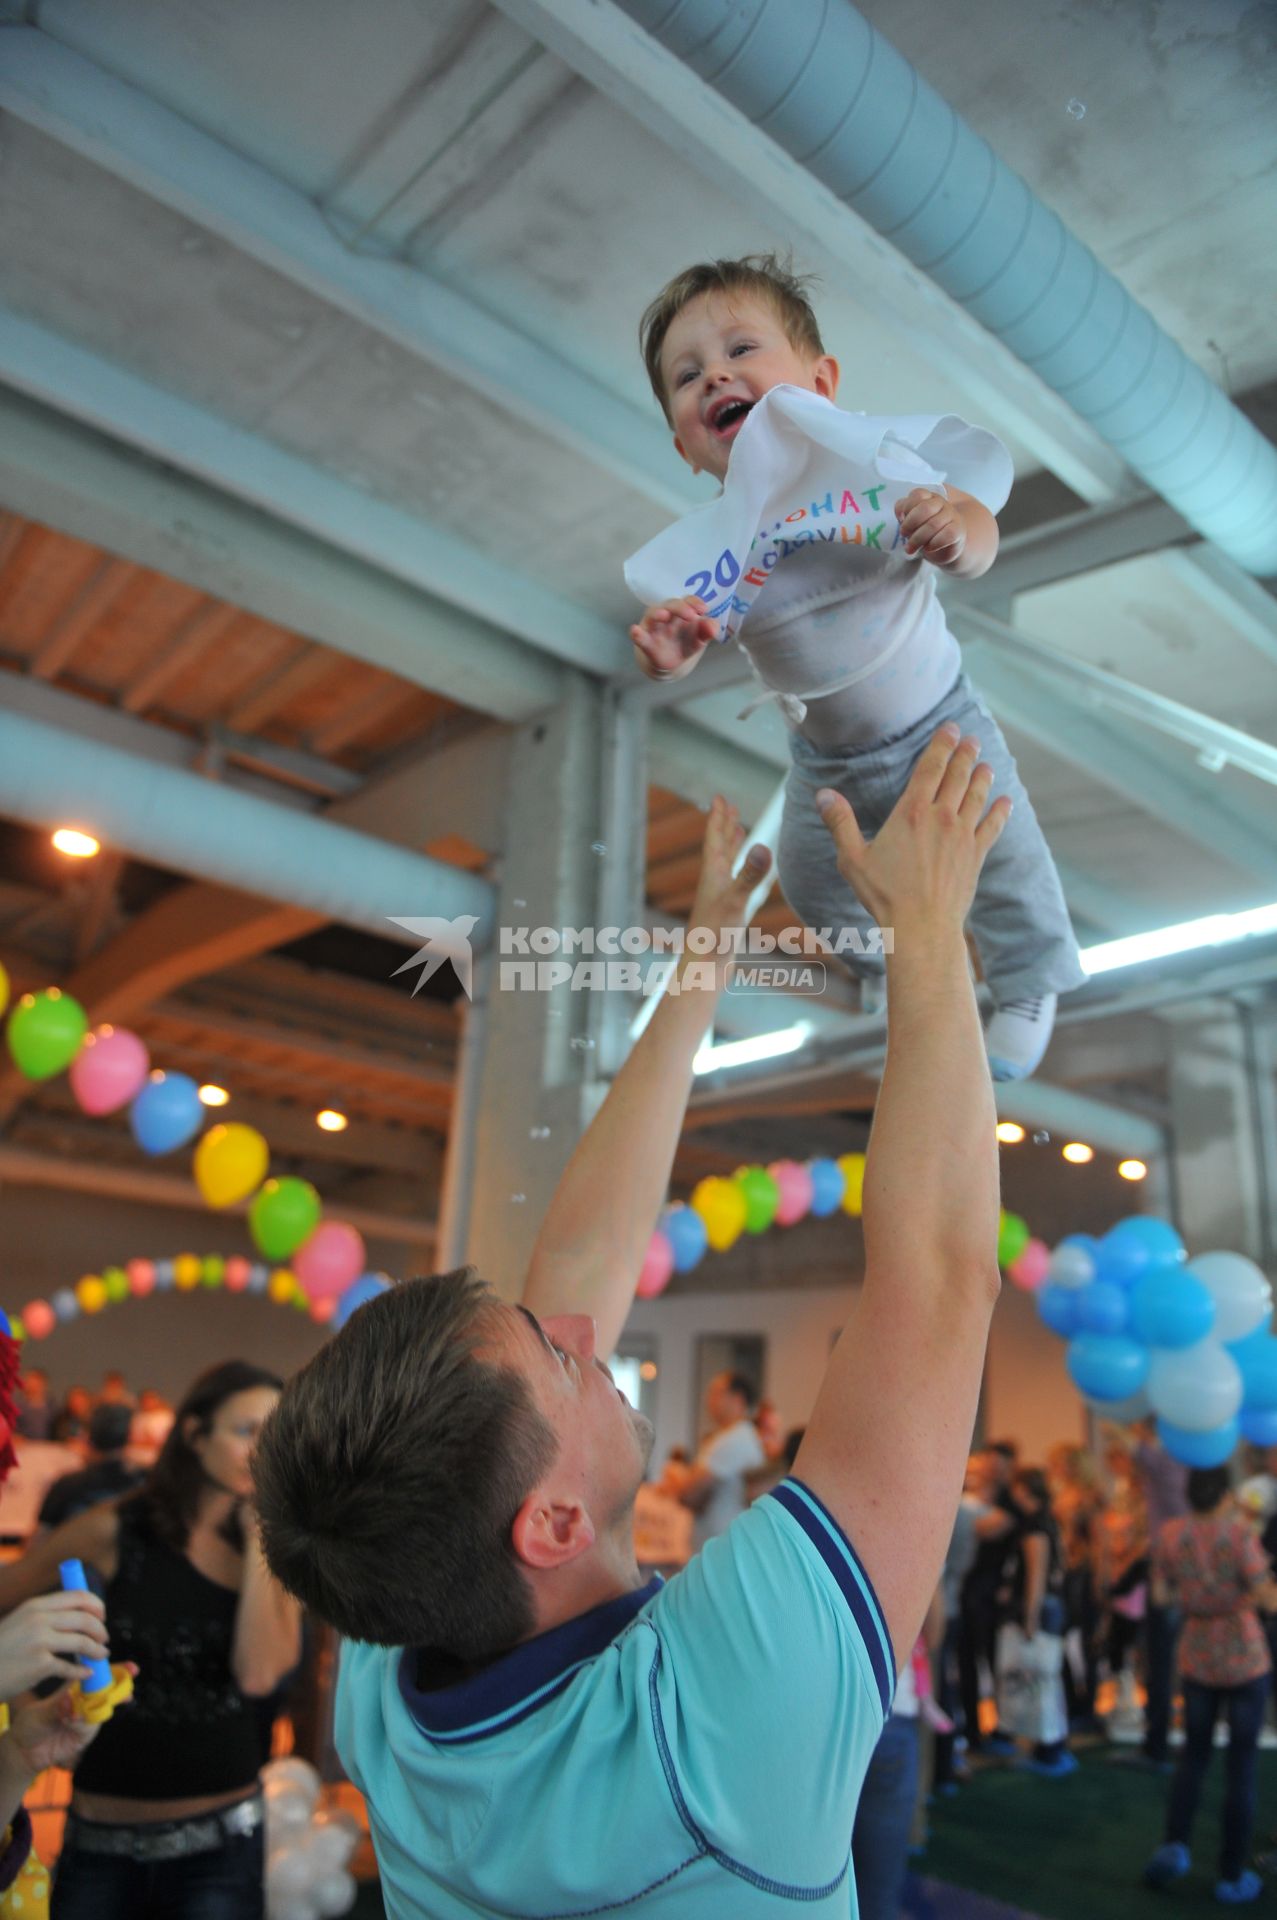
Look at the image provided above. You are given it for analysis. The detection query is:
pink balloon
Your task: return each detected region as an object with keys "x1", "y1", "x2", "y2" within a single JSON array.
[
  {"x1": 127, "y1": 1258, "x2": 156, "y2": 1298},
  {"x1": 769, "y1": 1159, "x2": 814, "y2": 1227},
  {"x1": 636, "y1": 1230, "x2": 675, "y2": 1300},
  {"x1": 223, "y1": 1256, "x2": 252, "y2": 1293},
  {"x1": 295, "y1": 1222, "x2": 366, "y2": 1303},
  {"x1": 22, "y1": 1300, "x2": 56, "y2": 1340},
  {"x1": 1008, "y1": 1237, "x2": 1052, "y2": 1291},
  {"x1": 69, "y1": 1026, "x2": 150, "y2": 1116}
]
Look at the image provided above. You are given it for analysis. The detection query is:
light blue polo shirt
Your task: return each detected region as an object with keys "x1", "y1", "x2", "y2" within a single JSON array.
[{"x1": 336, "y1": 1478, "x2": 894, "y2": 1918}]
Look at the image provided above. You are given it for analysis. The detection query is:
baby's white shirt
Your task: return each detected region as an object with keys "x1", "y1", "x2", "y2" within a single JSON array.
[{"x1": 738, "y1": 538, "x2": 962, "y2": 749}]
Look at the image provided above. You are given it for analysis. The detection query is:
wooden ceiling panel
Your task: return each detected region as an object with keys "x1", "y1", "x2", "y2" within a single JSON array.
[{"x1": 71, "y1": 570, "x2": 205, "y2": 690}]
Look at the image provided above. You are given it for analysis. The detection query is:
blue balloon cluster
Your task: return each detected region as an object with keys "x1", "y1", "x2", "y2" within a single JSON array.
[{"x1": 1037, "y1": 1217, "x2": 1274, "y2": 1468}]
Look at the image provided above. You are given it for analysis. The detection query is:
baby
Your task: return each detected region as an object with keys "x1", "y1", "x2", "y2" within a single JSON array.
[{"x1": 627, "y1": 254, "x2": 1085, "y2": 1081}]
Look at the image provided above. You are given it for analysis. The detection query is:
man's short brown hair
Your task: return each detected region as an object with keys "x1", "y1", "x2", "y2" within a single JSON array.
[
  {"x1": 639, "y1": 252, "x2": 825, "y2": 424},
  {"x1": 253, "y1": 1271, "x2": 556, "y2": 1658}
]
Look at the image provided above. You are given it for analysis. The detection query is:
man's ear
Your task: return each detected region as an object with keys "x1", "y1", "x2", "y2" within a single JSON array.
[{"x1": 511, "y1": 1492, "x2": 596, "y2": 1571}]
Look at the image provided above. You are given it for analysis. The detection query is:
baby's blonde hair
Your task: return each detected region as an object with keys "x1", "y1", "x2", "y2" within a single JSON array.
[{"x1": 640, "y1": 252, "x2": 825, "y2": 424}]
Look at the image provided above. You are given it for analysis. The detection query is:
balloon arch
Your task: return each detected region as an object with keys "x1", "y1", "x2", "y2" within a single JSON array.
[{"x1": 5, "y1": 1259, "x2": 392, "y2": 1345}]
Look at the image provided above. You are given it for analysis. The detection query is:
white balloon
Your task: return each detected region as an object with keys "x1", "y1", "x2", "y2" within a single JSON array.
[
  {"x1": 270, "y1": 1901, "x2": 319, "y2": 1920},
  {"x1": 263, "y1": 1757, "x2": 323, "y2": 1811},
  {"x1": 1049, "y1": 1242, "x2": 1096, "y2": 1291},
  {"x1": 1189, "y1": 1252, "x2": 1273, "y2": 1345},
  {"x1": 313, "y1": 1870, "x2": 358, "y2": 1917},
  {"x1": 310, "y1": 1823, "x2": 357, "y2": 1873},
  {"x1": 265, "y1": 1789, "x2": 314, "y2": 1843},
  {"x1": 268, "y1": 1844, "x2": 318, "y2": 1903},
  {"x1": 1148, "y1": 1338, "x2": 1243, "y2": 1432}
]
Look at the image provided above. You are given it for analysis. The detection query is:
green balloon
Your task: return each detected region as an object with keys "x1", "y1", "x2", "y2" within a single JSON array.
[
  {"x1": 250, "y1": 1178, "x2": 322, "y2": 1262},
  {"x1": 201, "y1": 1255, "x2": 225, "y2": 1288},
  {"x1": 102, "y1": 1265, "x2": 130, "y2": 1303},
  {"x1": 6, "y1": 989, "x2": 88, "y2": 1080},
  {"x1": 997, "y1": 1210, "x2": 1031, "y2": 1268},
  {"x1": 737, "y1": 1165, "x2": 780, "y2": 1235}
]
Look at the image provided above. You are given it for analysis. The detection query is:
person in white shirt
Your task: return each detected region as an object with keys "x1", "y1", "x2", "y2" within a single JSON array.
[{"x1": 677, "y1": 1372, "x2": 766, "y2": 1550}]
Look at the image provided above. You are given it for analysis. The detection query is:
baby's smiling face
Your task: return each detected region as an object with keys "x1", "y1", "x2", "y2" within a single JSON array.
[{"x1": 659, "y1": 289, "x2": 839, "y2": 482}]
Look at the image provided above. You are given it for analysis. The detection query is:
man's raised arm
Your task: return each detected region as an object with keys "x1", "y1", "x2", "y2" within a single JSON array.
[
  {"x1": 793, "y1": 725, "x2": 1010, "y2": 1666},
  {"x1": 521, "y1": 798, "x2": 770, "y2": 1357}
]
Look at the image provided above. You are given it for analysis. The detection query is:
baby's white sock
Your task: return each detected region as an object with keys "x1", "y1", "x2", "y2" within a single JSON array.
[{"x1": 984, "y1": 992, "x2": 1057, "y2": 1082}]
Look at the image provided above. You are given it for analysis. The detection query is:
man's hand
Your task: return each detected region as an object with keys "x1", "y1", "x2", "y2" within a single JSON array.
[
  {"x1": 630, "y1": 596, "x2": 719, "y2": 679},
  {"x1": 895, "y1": 488, "x2": 967, "y2": 569},
  {"x1": 816, "y1": 724, "x2": 1010, "y2": 941},
  {"x1": 0, "y1": 1590, "x2": 109, "y2": 1698}
]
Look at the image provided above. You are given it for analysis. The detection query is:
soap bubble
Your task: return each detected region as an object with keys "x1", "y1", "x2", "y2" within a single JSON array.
[
  {"x1": 1066, "y1": 98, "x2": 1086, "y2": 119},
  {"x1": 510, "y1": 1193, "x2": 527, "y2": 1205},
  {"x1": 513, "y1": 898, "x2": 527, "y2": 908},
  {"x1": 529, "y1": 1125, "x2": 552, "y2": 1139},
  {"x1": 1033, "y1": 1130, "x2": 1051, "y2": 1145},
  {"x1": 570, "y1": 1035, "x2": 595, "y2": 1052},
  {"x1": 590, "y1": 843, "x2": 607, "y2": 856}
]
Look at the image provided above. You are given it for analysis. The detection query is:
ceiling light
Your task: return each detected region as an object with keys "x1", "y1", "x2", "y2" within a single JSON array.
[
  {"x1": 316, "y1": 1108, "x2": 348, "y2": 1132},
  {"x1": 693, "y1": 1023, "x2": 811, "y2": 1075},
  {"x1": 1080, "y1": 900, "x2": 1277, "y2": 976},
  {"x1": 996, "y1": 1122, "x2": 1026, "y2": 1144},
  {"x1": 1062, "y1": 1141, "x2": 1094, "y2": 1164},
  {"x1": 52, "y1": 828, "x2": 99, "y2": 858},
  {"x1": 198, "y1": 1084, "x2": 230, "y2": 1107},
  {"x1": 1118, "y1": 1158, "x2": 1148, "y2": 1182}
]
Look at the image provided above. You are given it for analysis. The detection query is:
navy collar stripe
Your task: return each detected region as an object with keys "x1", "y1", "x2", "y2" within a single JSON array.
[
  {"x1": 399, "y1": 1577, "x2": 662, "y2": 1741},
  {"x1": 768, "y1": 1479, "x2": 895, "y2": 1715}
]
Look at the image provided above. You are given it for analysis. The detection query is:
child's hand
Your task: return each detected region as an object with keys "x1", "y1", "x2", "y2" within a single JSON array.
[
  {"x1": 895, "y1": 488, "x2": 967, "y2": 569},
  {"x1": 630, "y1": 596, "x2": 719, "y2": 680}
]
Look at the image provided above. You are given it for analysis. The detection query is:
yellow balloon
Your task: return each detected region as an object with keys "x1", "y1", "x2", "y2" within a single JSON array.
[
  {"x1": 690, "y1": 1175, "x2": 747, "y2": 1253},
  {"x1": 77, "y1": 1275, "x2": 107, "y2": 1314},
  {"x1": 268, "y1": 1268, "x2": 296, "y2": 1305},
  {"x1": 0, "y1": 961, "x2": 8, "y2": 1020},
  {"x1": 174, "y1": 1252, "x2": 202, "y2": 1291},
  {"x1": 837, "y1": 1152, "x2": 867, "y2": 1217},
  {"x1": 193, "y1": 1123, "x2": 269, "y2": 1209}
]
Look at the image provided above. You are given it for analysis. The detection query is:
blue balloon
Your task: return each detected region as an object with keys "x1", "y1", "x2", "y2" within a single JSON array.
[
  {"x1": 130, "y1": 1072, "x2": 204, "y2": 1156},
  {"x1": 1098, "y1": 1216, "x2": 1186, "y2": 1289},
  {"x1": 1236, "y1": 1333, "x2": 1277, "y2": 1412},
  {"x1": 153, "y1": 1258, "x2": 175, "y2": 1291},
  {"x1": 1038, "y1": 1283, "x2": 1082, "y2": 1337},
  {"x1": 808, "y1": 1158, "x2": 845, "y2": 1218},
  {"x1": 1067, "y1": 1333, "x2": 1149, "y2": 1402},
  {"x1": 1227, "y1": 1322, "x2": 1273, "y2": 1359},
  {"x1": 247, "y1": 1262, "x2": 269, "y2": 1295},
  {"x1": 662, "y1": 1205, "x2": 708, "y2": 1273},
  {"x1": 1157, "y1": 1417, "x2": 1239, "y2": 1468},
  {"x1": 333, "y1": 1272, "x2": 391, "y2": 1330},
  {"x1": 1240, "y1": 1407, "x2": 1277, "y2": 1448},
  {"x1": 1129, "y1": 1268, "x2": 1215, "y2": 1350},
  {"x1": 52, "y1": 1287, "x2": 79, "y2": 1322},
  {"x1": 0, "y1": 1309, "x2": 9, "y2": 1337},
  {"x1": 1077, "y1": 1280, "x2": 1129, "y2": 1336}
]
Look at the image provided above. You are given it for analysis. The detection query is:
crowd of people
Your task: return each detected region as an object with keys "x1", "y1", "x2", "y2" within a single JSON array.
[{"x1": 641, "y1": 1372, "x2": 1277, "y2": 1915}]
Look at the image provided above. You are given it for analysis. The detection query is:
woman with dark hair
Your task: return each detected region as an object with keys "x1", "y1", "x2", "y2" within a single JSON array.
[
  {"x1": 994, "y1": 1466, "x2": 1075, "y2": 1777},
  {"x1": 1145, "y1": 1465, "x2": 1276, "y2": 1904},
  {"x1": 0, "y1": 1360, "x2": 301, "y2": 1918}
]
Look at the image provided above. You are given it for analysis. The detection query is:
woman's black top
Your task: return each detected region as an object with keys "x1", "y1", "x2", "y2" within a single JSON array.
[
  {"x1": 1005, "y1": 1511, "x2": 1065, "y2": 1625},
  {"x1": 72, "y1": 1499, "x2": 263, "y2": 1800}
]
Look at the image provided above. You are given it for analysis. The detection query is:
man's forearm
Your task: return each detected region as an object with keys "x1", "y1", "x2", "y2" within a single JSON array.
[
  {"x1": 862, "y1": 920, "x2": 1000, "y2": 1293},
  {"x1": 521, "y1": 954, "x2": 721, "y2": 1352}
]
